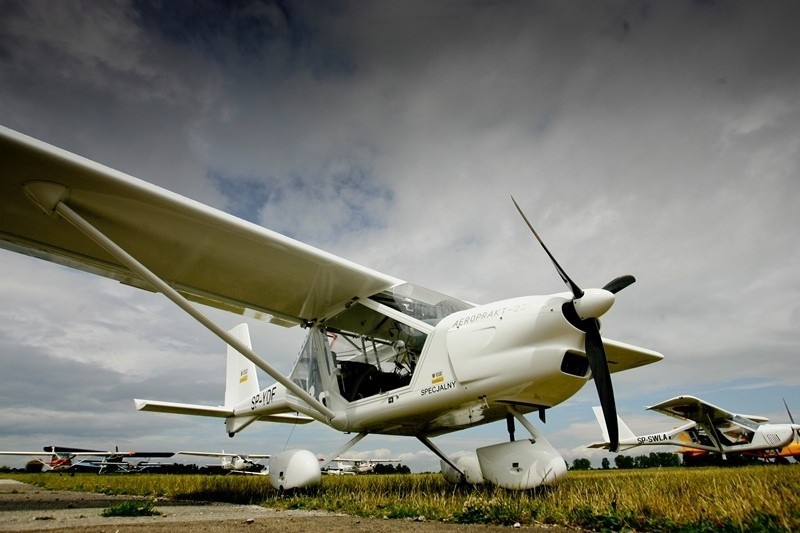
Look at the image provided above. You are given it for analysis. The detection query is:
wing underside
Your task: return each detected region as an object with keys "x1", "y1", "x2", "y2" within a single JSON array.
[
  {"x1": 0, "y1": 126, "x2": 401, "y2": 325},
  {"x1": 647, "y1": 395, "x2": 733, "y2": 423},
  {"x1": 603, "y1": 338, "x2": 663, "y2": 373}
]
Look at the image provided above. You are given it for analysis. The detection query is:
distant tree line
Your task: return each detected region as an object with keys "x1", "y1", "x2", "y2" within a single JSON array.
[
  {"x1": 614, "y1": 452, "x2": 681, "y2": 469},
  {"x1": 372, "y1": 463, "x2": 411, "y2": 474},
  {"x1": 570, "y1": 452, "x2": 680, "y2": 470}
]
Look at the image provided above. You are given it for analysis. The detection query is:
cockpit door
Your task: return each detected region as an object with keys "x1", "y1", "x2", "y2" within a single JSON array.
[{"x1": 288, "y1": 326, "x2": 341, "y2": 411}]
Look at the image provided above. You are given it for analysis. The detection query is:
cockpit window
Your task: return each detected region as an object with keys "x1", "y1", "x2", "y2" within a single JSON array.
[
  {"x1": 730, "y1": 415, "x2": 760, "y2": 432},
  {"x1": 314, "y1": 284, "x2": 471, "y2": 403},
  {"x1": 369, "y1": 283, "x2": 473, "y2": 325}
]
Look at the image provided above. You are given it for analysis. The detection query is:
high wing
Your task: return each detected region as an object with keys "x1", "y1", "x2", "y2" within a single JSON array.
[
  {"x1": 647, "y1": 395, "x2": 769, "y2": 425},
  {"x1": 0, "y1": 451, "x2": 56, "y2": 457},
  {"x1": 334, "y1": 457, "x2": 400, "y2": 462},
  {"x1": 46, "y1": 446, "x2": 175, "y2": 458},
  {"x1": 0, "y1": 126, "x2": 401, "y2": 326},
  {"x1": 116, "y1": 451, "x2": 175, "y2": 459},
  {"x1": 179, "y1": 451, "x2": 271, "y2": 459}
]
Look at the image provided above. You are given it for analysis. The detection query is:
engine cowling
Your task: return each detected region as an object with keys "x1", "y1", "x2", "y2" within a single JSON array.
[
  {"x1": 268, "y1": 449, "x2": 321, "y2": 490},
  {"x1": 476, "y1": 438, "x2": 567, "y2": 489}
]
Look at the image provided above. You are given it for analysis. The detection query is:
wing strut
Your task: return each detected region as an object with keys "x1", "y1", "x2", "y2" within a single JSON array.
[
  {"x1": 25, "y1": 181, "x2": 336, "y2": 422},
  {"x1": 318, "y1": 431, "x2": 367, "y2": 469},
  {"x1": 704, "y1": 411, "x2": 726, "y2": 454}
]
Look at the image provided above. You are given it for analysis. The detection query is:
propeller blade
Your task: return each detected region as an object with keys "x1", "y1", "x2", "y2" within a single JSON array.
[
  {"x1": 784, "y1": 398, "x2": 796, "y2": 425},
  {"x1": 603, "y1": 275, "x2": 636, "y2": 294},
  {"x1": 510, "y1": 196, "x2": 621, "y2": 451},
  {"x1": 584, "y1": 318, "x2": 619, "y2": 452},
  {"x1": 511, "y1": 196, "x2": 584, "y2": 299}
]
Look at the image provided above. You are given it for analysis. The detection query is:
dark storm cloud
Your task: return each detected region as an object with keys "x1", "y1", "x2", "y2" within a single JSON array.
[{"x1": 133, "y1": 0, "x2": 355, "y2": 78}]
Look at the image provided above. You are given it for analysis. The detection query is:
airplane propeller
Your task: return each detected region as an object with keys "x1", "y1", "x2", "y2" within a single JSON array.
[
  {"x1": 783, "y1": 398, "x2": 795, "y2": 425},
  {"x1": 511, "y1": 196, "x2": 635, "y2": 452}
]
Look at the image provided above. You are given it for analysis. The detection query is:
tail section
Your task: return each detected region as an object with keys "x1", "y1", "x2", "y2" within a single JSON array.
[
  {"x1": 135, "y1": 323, "x2": 314, "y2": 435},
  {"x1": 588, "y1": 405, "x2": 697, "y2": 451},
  {"x1": 591, "y1": 405, "x2": 637, "y2": 447},
  {"x1": 224, "y1": 324, "x2": 260, "y2": 408},
  {"x1": 136, "y1": 323, "x2": 258, "y2": 418}
]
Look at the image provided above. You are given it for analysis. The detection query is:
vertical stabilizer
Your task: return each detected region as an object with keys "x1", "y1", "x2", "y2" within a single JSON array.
[
  {"x1": 592, "y1": 406, "x2": 637, "y2": 443},
  {"x1": 224, "y1": 324, "x2": 260, "y2": 408}
]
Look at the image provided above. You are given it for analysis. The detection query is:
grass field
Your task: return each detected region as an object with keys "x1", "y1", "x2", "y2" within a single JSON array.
[{"x1": 3, "y1": 465, "x2": 799, "y2": 531}]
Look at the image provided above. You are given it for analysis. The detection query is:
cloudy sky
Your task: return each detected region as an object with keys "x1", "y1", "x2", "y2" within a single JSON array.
[{"x1": 1, "y1": 1, "x2": 799, "y2": 471}]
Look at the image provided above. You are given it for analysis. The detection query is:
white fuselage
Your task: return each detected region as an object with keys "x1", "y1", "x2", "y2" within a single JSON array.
[
  {"x1": 620, "y1": 422, "x2": 797, "y2": 455},
  {"x1": 238, "y1": 293, "x2": 589, "y2": 436}
]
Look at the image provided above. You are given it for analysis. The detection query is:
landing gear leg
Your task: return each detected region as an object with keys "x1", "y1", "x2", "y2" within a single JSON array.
[
  {"x1": 508, "y1": 406, "x2": 542, "y2": 441},
  {"x1": 417, "y1": 435, "x2": 465, "y2": 479}
]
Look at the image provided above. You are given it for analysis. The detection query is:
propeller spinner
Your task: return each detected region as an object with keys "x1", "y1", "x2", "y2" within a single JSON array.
[{"x1": 511, "y1": 196, "x2": 635, "y2": 452}]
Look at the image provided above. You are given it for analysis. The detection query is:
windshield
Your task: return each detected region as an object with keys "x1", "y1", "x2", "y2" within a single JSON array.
[{"x1": 369, "y1": 283, "x2": 473, "y2": 325}]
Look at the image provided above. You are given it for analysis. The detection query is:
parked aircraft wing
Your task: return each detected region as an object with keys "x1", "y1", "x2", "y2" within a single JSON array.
[
  {"x1": 649, "y1": 395, "x2": 734, "y2": 424},
  {"x1": 0, "y1": 126, "x2": 401, "y2": 326},
  {"x1": 0, "y1": 451, "x2": 56, "y2": 457},
  {"x1": 179, "y1": 451, "x2": 271, "y2": 459},
  {"x1": 124, "y1": 451, "x2": 175, "y2": 458},
  {"x1": 45, "y1": 446, "x2": 174, "y2": 458},
  {"x1": 648, "y1": 395, "x2": 768, "y2": 425},
  {"x1": 647, "y1": 396, "x2": 732, "y2": 423}
]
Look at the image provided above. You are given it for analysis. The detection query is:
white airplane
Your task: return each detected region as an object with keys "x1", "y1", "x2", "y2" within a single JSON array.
[
  {"x1": 0, "y1": 125, "x2": 663, "y2": 490},
  {"x1": 178, "y1": 450, "x2": 271, "y2": 474},
  {"x1": 589, "y1": 395, "x2": 800, "y2": 459},
  {"x1": 321, "y1": 457, "x2": 400, "y2": 475}
]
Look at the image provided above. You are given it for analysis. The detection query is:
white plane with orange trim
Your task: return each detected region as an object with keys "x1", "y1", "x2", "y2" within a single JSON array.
[
  {"x1": 0, "y1": 126, "x2": 663, "y2": 490},
  {"x1": 589, "y1": 396, "x2": 800, "y2": 460}
]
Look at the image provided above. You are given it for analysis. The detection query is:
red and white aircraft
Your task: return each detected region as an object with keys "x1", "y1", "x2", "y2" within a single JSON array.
[
  {"x1": 0, "y1": 446, "x2": 174, "y2": 473},
  {"x1": 0, "y1": 126, "x2": 662, "y2": 490}
]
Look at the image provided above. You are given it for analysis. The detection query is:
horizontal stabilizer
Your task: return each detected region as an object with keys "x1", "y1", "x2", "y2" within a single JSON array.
[
  {"x1": 134, "y1": 399, "x2": 232, "y2": 418},
  {"x1": 135, "y1": 399, "x2": 314, "y2": 425}
]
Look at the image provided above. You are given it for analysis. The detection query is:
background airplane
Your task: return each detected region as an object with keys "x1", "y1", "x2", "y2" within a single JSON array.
[
  {"x1": 178, "y1": 450, "x2": 270, "y2": 474},
  {"x1": 589, "y1": 396, "x2": 800, "y2": 463},
  {"x1": 0, "y1": 447, "x2": 94, "y2": 472},
  {"x1": 321, "y1": 457, "x2": 401, "y2": 475},
  {"x1": 674, "y1": 399, "x2": 800, "y2": 465},
  {"x1": 0, "y1": 446, "x2": 175, "y2": 473}
]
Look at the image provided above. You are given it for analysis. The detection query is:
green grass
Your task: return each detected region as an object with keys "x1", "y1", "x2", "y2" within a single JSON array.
[
  {"x1": 3, "y1": 465, "x2": 799, "y2": 531},
  {"x1": 101, "y1": 500, "x2": 161, "y2": 517}
]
